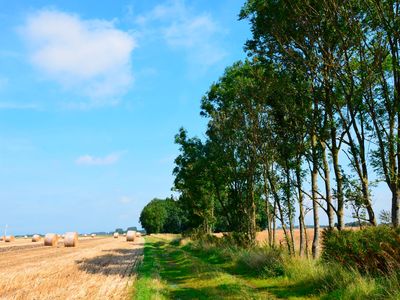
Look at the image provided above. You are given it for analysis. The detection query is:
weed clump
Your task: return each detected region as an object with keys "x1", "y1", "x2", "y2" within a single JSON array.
[{"x1": 321, "y1": 226, "x2": 400, "y2": 275}]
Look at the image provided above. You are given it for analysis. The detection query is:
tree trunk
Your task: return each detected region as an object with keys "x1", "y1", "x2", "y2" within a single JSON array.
[
  {"x1": 311, "y1": 98, "x2": 320, "y2": 258},
  {"x1": 392, "y1": 184, "x2": 400, "y2": 227},
  {"x1": 268, "y1": 171, "x2": 291, "y2": 254},
  {"x1": 322, "y1": 143, "x2": 334, "y2": 229},
  {"x1": 296, "y1": 164, "x2": 305, "y2": 257},
  {"x1": 273, "y1": 199, "x2": 277, "y2": 247},
  {"x1": 285, "y1": 166, "x2": 295, "y2": 255},
  {"x1": 311, "y1": 140, "x2": 320, "y2": 258}
]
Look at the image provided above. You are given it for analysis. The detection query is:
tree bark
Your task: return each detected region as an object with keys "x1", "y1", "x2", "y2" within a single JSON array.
[
  {"x1": 296, "y1": 163, "x2": 305, "y2": 257},
  {"x1": 322, "y1": 143, "x2": 334, "y2": 229}
]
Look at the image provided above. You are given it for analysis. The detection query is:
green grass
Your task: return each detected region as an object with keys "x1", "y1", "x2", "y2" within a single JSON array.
[
  {"x1": 132, "y1": 236, "x2": 400, "y2": 299},
  {"x1": 132, "y1": 237, "x2": 320, "y2": 300}
]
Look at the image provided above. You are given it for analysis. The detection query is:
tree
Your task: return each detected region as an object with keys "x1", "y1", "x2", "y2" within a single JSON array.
[
  {"x1": 115, "y1": 228, "x2": 124, "y2": 234},
  {"x1": 139, "y1": 198, "x2": 184, "y2": 234},
  {"x1": 139, "y1": 199, "x2": 167, "y2": 234}
]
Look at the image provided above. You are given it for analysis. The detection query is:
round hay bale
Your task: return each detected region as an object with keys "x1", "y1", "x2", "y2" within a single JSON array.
[
  {"x1": 113, "y1": 232, "x2": 119, "y2": 238},
  {"x1": 126, "y1": 230, "x2": 135, "y2": 242},
  {"x1": 32, "y1": 234, "x2": 41, "y2": 242},
  {"x1": 5, "y1": 236, "x2": 15, "y2": 242},
  {"x1": 136, "y1": 232, "x2": 141, "y2": 237},
  {"x1": 64, "y1": 232, "x2": 78, "y2": 247},
  {"x1": 123, "y1": 233, "x2": 126, "y2": 236},
  {"x1": 24, "y1": 235, "x2": 28, "y2": 239},
  {"x1": 44, "y1": 233, "x2": 59, "y2": 246},
  {"x1": 91, "y1": 233, "x2": 96, "y2": 238},
  {"x1": 0, "y1": 236, "x2": 3, "y2": 241},
  {"x1": 84, "y1": 234, "x2": 88, "y2": 237}
]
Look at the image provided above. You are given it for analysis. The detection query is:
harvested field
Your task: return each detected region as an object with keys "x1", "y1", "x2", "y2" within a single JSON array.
[
  {"x1": 0, "y1": 236, "x2": 144, "y2": 300},
  {"x1": 214, "y1": 228, "x2": 327, "y2": 251},
  {"x1": 256, "y1": 228, "x2": 318, "y2": 247}
]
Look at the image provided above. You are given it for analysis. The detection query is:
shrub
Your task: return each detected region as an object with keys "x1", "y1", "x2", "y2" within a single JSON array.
[{"x1": 321, "y1": 226, "x2": 400, "y2": 275}]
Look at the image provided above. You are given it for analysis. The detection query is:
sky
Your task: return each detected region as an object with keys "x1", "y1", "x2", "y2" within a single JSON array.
[
  {"x1": 0, "y1": 0, "x2": 251, "y2": 235},
  {"x1": 0, "y1": 0, "x2": 392, "y2": 236}
]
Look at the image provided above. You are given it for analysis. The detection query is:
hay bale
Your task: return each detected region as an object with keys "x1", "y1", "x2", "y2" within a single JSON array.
[
  {"x1": 126, "y1": 230, "x2": 135, "y2": 242},
  {"x1": 91, "y1": 233, "x2": 96, "y2": 238},
  {"x1": 64, "y1": 232, "x2": 78, "y2": 247},
  {"x1": 32, "y1": 234, "x2": 41, "y2": 242},
  {"x1": 113, "y1": 232, "x2": 119, "y2": 238},
  {"x1": 84, "y1": 234, "x2": 88, "y2": 237},
  {"x1": 136, "y1": 232, "x2": 141, "y2": 237},
  {"x1": 0, "y1": 236, "x2": 3, "y2": 241},
  {"x1": 5, "y1": 236, "x2": 15, "y2": 242},
  {"x1": 24, "y1": 235, "x2": 28, "y2": 239},
  {"x1": 44, "y1": 233, "x2": 59, "y2": 246},
  {"x1": 123, "y1": 233, "x2": 126, "y2": 236}
]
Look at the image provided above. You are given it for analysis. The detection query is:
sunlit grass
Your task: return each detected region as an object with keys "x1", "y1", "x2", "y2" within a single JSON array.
[
  {"x1": 133, "y1": 236, "x2": 400, "y2": 300},
  {"x1": 132, "y1": 236, "x2": 273, "y2": 299}
]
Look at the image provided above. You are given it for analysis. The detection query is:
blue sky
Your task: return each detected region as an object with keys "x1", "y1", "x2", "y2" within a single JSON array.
[
  {"x1": 0, "y1": 0, "x2": 250, "y2": 235},
  {"x1": 0, "y1": 0, "x2": 392, "y2": 236}
]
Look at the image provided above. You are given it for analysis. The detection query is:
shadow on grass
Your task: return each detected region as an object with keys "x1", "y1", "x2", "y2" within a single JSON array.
[
  {"x1": 258, "y1": 281, "x2": 320, "y2": 298},
  {"x1": 76, "y1": 248, "x2": 142, "y2": 277},
  {"x1": 169, "y1": 283, "x2": 252, "y2": 300},
  {"x1": 180, "y1": 244, "x2": 324, "y2": 299},
  {"x1": 137, "y1": 239, "x2": 267, "y2": 299}
]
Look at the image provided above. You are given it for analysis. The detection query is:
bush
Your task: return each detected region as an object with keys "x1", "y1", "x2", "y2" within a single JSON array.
[{"x1": 322, "y1": 226, "x2": 400, "y2": 275}]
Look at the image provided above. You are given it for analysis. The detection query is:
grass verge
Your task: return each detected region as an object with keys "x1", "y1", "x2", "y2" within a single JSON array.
[
  {"x1": 132, "y1": 236, "x2": 400, "y2": 299},
  {"x1": 132, "y1": 236, "x2": 274, "y2": 299}
]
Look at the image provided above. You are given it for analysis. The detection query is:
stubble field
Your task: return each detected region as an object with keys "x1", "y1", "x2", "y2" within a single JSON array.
[{"x1": 0, "y1": 236, "x2": 144, "y2": 300}]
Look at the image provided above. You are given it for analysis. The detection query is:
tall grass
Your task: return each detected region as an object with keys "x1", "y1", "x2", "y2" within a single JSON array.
[{"x1": 187, "y1": 232, "x2": 400, "y2": 299}]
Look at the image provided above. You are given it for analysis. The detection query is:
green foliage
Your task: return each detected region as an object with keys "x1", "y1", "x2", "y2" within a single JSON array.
[
  {"x1": 321, "y1": 226, "x2": 400, "y2": 275},
  {"x1": 139, "y1": 198, "x2": 186, "y2": 234},
  {"x1": 115, "y1": 228, "x2": 124, "y2": 234},
  {"x1": 379, "y1": 210, "x2": 392, "y2": 225},
  {"x1": 170, "y1": 0, "x2": 400, "y2": 258}
]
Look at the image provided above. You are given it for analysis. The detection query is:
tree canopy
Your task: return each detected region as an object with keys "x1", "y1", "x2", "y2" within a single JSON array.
[{"x1": 140, "y1": 0, "x2": 400, "y2": 255}]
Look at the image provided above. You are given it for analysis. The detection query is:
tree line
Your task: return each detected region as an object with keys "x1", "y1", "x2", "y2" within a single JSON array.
[{"x1": 142, "y1": 0, "x2": 400, "y2": 258}]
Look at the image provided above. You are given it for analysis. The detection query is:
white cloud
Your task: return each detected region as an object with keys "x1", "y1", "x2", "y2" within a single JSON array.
[
  {"x1": 0, "y1": 102, "x2": 39, "y2": 110},
  {"x1": 135, "y1": 0, "x2": 227, "y2": 70},
  {"x1": 119, "y1": 196, "x2": 133, "y2": 204},
  {"x1": 20, "y1": 9, "x2": 136, "y2": 106},
  {"x1": 76, "y1": 152, "x2": 121, "y2": 166}
]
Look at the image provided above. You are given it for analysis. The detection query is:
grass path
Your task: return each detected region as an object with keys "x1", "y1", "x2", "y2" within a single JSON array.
[{"x1": 132, "y1": 237, "x2": 320, "y2": 300}]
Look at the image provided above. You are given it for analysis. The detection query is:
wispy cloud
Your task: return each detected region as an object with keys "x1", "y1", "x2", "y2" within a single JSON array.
[
  {"x1": 119, "y1": 196, "x2": 133, "y2": 204},
  {"x1": 0, "y1": 102, "x2": 40, "y2": 110},
  {"x1": 20, "y1": 9, "x2": 136, "y2": 107},
  {"x1": 75, "y1": 152, "x2": 122, "y2": 166},
  {"x1": 135, "y1": 0, "x2": 227, "y2": 71}
]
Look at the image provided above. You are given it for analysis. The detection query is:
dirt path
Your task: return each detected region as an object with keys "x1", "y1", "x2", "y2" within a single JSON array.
[{"x1": 0, "y1": 237, "x2": 144, "y2": 300}]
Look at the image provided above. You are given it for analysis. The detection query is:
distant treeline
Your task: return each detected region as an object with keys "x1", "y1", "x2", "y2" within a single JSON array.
[{"x1": 141, "y1": 0, "x2": 400, "y2": 257}]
